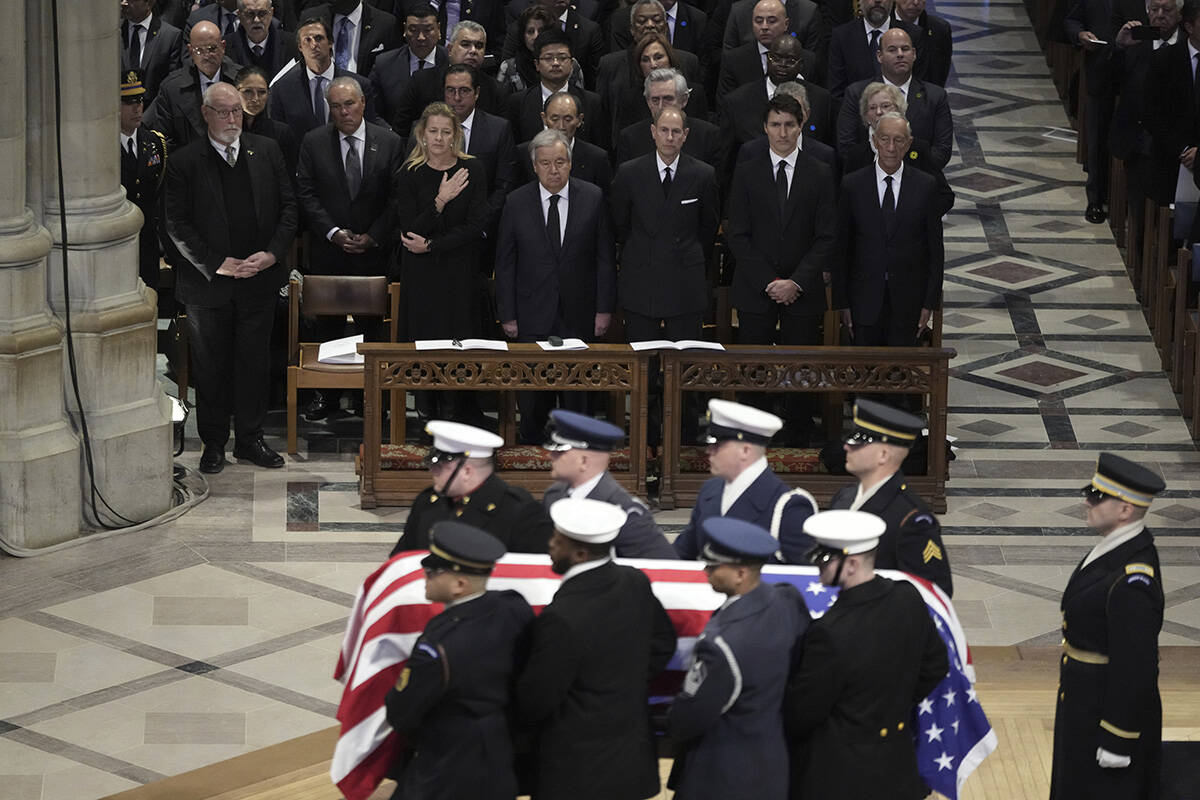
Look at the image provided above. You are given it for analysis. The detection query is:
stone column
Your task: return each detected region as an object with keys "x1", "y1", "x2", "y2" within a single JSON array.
[
  {"x1": 31, "y1": 0, "x2": 172, "y2": 528},
  {"x1": 0, "y1": 0, "x2": 81, "y2": 548}
]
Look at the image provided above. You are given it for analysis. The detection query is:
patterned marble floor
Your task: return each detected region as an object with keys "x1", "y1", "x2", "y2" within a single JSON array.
[{"x1": 2, "y1": 1, "x2": 1199, "y2": 798}]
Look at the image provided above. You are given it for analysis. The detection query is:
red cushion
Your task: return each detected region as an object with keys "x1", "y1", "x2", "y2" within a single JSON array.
[
  {"x1": 677, "y1": 446, "x2": 825, "y2": 474},
  {"x1": 367, "y1": 444, "x2": 632, "y2": 472}
]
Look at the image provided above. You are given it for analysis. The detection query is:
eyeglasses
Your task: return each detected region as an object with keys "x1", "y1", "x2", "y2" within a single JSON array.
[
  {"x1": 767, "y1": 53, "x2": 801, "y2": 66},
  {"x1": 538, "y1": 53, "x2": 572, "y2": 63},
  {"x1": 205, "y1": 105, "x2": 243, "y2": 119},
  {"x1": 445, "y1": 86, "x2": 477, "y2": 97},
  {"x1": 190, "y1": 44, "x2": 222, "y2": 56},
  {"x1": 240, "y1": 9, "x2": 271, "y2": 19}
]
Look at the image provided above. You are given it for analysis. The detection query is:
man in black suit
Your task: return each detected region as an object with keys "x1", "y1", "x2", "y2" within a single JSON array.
[
  {"x1": 164, "y1": 83, "x2": 297, "y2": 473},
  {"x1": 368, "y1": 3, "x2": 447, "y2": 126},
  {"x1": 719, "y1": 34, "x2": 833, "y2": 150},
  {"x1": 894, "y1": 0, "x2": 951, "y2": 86},
  {"x1": 1065, "y1": 0, "x2": 1118, "y2": 222},
  {"x1": 445, "y1": 64, "x2": 519, "y2": 236},
  {"x1": 1145, "y1": 2, "x2": 1200, "y2": 207},
  {"x1": 734, "y1": 81, "x2": 838, "y2": 171},
  {"x1": 717, "y1": 0, "x2": 821, "y2": 97},
  {"x1": 306, "y1": 0, "x2": 400, "y2": 77},
  {"x1": 833, "y1": 113, "x2": 944, "y2": 347},
  {"x1": 120, "y1": 70, "x2": 169, "y2": 291},
  {"x1": 182, "y1": 0, "x2": 243, "y2": 49},
  {"x1": 269, "y1": 16, "x2": 381, "y2": 146},
  {"x1": 1111, "y1": 0, "x2": 1180, "y2": 235},
  {"x1": 727, "y1": 94, "x2": 835, "y2": 441},
  {"x1": 225, "y1": 0, "x2": 295, "y2": 76},
  {"x1": 146, "y1": 20, "x2": 243, "y2": 151},
  {"x1": 295, "y1": 76, "x2": 404, "y2": 417},
  {"x1": 393, "y1": 21, "x2": 509, "y2": 133},
  {"x1": 614, "y1": 68, "x2": 725, "y2": 169},
  {"x1": 722, "y1": 0, "x2": 825, "y2": 55},
  {"x1": 827, "y1": 0, "x2": 923, "y2": 102},
  {"x1": 611, "y1": 0, "x2": 708, "y2": 53},
  {"x1": 837, "y1": 27, "x2": 953, "y2": 168},
  {"x1": 508, "y1": 28, "x2": 607, "y2": 145},
  {"x1": 515, "y1": 91, "x2": 614, "y2": 192},
  {"x1": 496, "y1": 129, "x2": 616, "y2": 442},
  {"x1": 517, "y1": 497, "x2": 677, "y2": 800},
  {"x1": 121, "y1": 0, "x2": 184, "y2": 105},
  {"x1": 505, "y1": 0, "x2": 606, "y2": 85}
]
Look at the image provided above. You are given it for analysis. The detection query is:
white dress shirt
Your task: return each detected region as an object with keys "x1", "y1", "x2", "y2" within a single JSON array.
[
  {"x1": 850, "y1": 472, "x2": 897, "y2": 511},
  {"x1": 1153, "y1": 29, "x2": 1179, "y2": 50},
  {"x1": 720, "y1": 456, "x2": 768, "y2": 515},
  {"x1": 875, "y1": 160, "x2": 904, "y2": 206},
  {"x1": 666, "y1": 4, "x2": 677, "y2": 41},
  {"x1": 656, "y1": 151, "x2": 680, "y2": 184},
  {"x1": 758, "y1": 41, "x2": 769, "y2": 73},
  {"x1": 770, "y1": 146, "x2": 798, "y2": 194},
  {"x1": 1081, "y1": 520, "x2": 1147, "y2": 569},
  {"x1": 447, "y1": 590, "x2": 486, "y2": 608},
  {"x1": 569, "y1": 471, "x2": 605, "y2": 499},
  {"x1": 333, "y1": 3, "x2": 364, "y2": 74},
  {"x1": 410, "y1": 50, "x2": 437, "y2": 72},
  {"x1": 561, "y1": 556, "x2": 611, "y2": 583},
  {"x1": 540, "y1": 181, "x2": 570, "y2": 242},
  {"x1": 127, "y1": 14, "x2": 151, "y2": 66},
  {"x1": 884, "y1": 75, "x2": 913, "y2": 98},
  {"x1": 864, "y1": 16, "x2": 892, "y2": 45},
  {"x1": 121, "y1": 130, "x2": 139, "y2": 156},
  {"x1": 209, "y1": 136, "x2": 240, "y2": 163},
  {"x1": 460, "y1": 108, "x2": 476, "y2": 152}
]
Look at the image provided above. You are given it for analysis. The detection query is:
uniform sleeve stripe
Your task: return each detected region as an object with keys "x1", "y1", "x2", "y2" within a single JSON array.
[
  {"x1": 712, "y1": 635, "x2": 743, "y2": 716},
  {"x1": 1100, "y1": 720, "x2": 1140, "y2": 739}
]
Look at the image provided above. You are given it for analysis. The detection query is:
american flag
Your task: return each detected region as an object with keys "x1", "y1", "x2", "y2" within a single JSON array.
[{"x1": 332, "y1": 553, "x2": 995, "y2": 800}]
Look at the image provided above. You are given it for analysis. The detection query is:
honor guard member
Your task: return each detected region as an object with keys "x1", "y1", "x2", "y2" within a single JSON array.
[
  {"x1": 1049, "y1": 453, "x2": 1166, "y2": 800},
  {"x1": 785, "y1": 510, "x2": 949, "y2": 800},
  {"x1": 672, "y1": 399, "x2": 817, "y2": 564},
  {"x1": 384, "y1": 521, "x2": 535, "y2": 800},
  {"x1": 668, "y1": 518, "x2": 809, "y2": 800},
  {"x1": 120, "y1": 70, "x2": 169, "y2": 292},
  {"x1": 517, "y1": 498, "x2": 677, "y2": 800},
  {"x1": 831, "y1": 399, "x2": 953, "y2": 596},
  {"x1": 391, "y1": 421, "x2": 554, "y2": 557},
  {"x1": 542, "y1": 409, "x2": 677, "y2": 559}
]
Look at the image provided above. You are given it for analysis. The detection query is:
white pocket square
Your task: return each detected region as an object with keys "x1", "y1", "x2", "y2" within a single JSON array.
[
  {"x1": 681, "y1": 198, "x2": 699, "y2": 204},
  {"x1": 372, "y1": 43, "x2": 384, "y2": 52}
]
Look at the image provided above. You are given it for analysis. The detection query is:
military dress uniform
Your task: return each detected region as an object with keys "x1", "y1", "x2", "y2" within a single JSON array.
[
  {"x1": 785, "y1": 510, "x2": 949, "y2": 800},
  {"x1": 668, "y1": 518, "x2": 809, "y2": 800},
  {"x1": 120, "y1": 71, "x2": 168, "y2": 291},
  {"x1": 384, "y1": 522, "x2": 535, "y2": 800},
  {"x1": 390, "y1": 421, "x2": 554, "y2": 557},
  {"x1": 1050, "y1": 454, "x2": 1166, "y2": 800},
  {"x1": 833, "y1": 399, "x2": 953, "y2": 596}
]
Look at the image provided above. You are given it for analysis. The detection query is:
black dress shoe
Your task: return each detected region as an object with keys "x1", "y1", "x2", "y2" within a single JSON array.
[
  {"x1": 304, "y1": 391, "x2": 334, "y2": 421},
  {"x1": 233, "y1": 438, "x2": 285, "y2": 468},
  {"x1": 199, "y1": 445, "x2": 226, "y2": 474},
  {"x1": 1085, "y1": 204, "x2": 1106, "y2": 224}
]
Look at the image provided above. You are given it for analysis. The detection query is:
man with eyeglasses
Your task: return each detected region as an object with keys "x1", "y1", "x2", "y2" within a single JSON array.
[
  {"x1": 614, "y1": 68, "x2": 724, "y2": 171},
  {"x1": 163, "y1": 82, "x2": 297, "y2": 474},
  {"x1": 786, "y1": 508, "x2": 948, "y2": 800},
  {"x1": 829, "y1": 399, "x2": 951, "y2": 596},
  {"x1": 120, "y1": 0, "x2": 183, "y2": 105},
  {"x1": 507, "y1": 28, "x2": 606, "y2": 146},
  {"x1": 146, "y1": 19, "x2": 242, "y2": 151},
  {"x1": 717, "y1": 0, "x2": 822, "y2": 98},
  {"x1": 1048, "y1": 453, "x2": 1166, "y2": 799},
  {"x1": 181, "y1": 0, "x2": 241, "y2": 55},
  {"x1": 443, "y1": 64, "x2": 518, "y2": 237},
  {"x1": 390, "y1": 421, "x2": 554, "y2": 556},
  {"x1": 224, "y1": 0, "x2": 294, "y2": 76},
  {"x1": 384, "y1": 520, "x2": 534, "y2": 800},
  {"x1": 368, "y1": 4, "x2": 447, "y2": 128},
  {"x1": 515, "y1": 91, "x2": 613, "y2": 194}
]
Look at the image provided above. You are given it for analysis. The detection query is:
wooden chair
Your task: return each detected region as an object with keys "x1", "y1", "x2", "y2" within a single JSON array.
[{"x1": 286, "y1": 275, "x2": 401, "y2": 454}]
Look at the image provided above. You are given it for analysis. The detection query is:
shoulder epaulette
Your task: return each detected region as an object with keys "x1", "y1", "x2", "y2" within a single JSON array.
[{"x1": 151, "y1": 127, "x2": 167, "y2": 158}]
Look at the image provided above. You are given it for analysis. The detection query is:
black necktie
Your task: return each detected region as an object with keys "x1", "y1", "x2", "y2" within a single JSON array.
[
  {"x1": 127, "y1": 138, "x2": 136, "y2": 159},
  {"x1": 123, "y1": 137, "x2": 137, "y2": 172},
  {"x1": 252, "y1": 43, "x2": 264, "y2": 60},
  {"x1": 882, "y1": 174, "x2": 896, "y2": 234},
  {"x1": 128, "y1": 23, "x2": 142, "y2": 68},
  {"x1": 417, "y1": 58, "x2": 427, "y2": 70},
  {"x1": 662, "y1": 165, "x2": 672, "y2": 196},
  {"x1": 547, "y1": 194, "x2": 561, "y2": 255},
  {"x1": 776, "y1": 160, "x2": 789, "y2": 214},
  {"x1": 869, "y1": 29, "x2": 881, "y2": 54},
  {"x1": 345, "y1": 136, "x2": 362, "y2": 198},
  {"x1": 224, "y1": 11, "x2": 237, "y2": 38},
  {"x1": 313, "y1": 76, "x2": 327, "y2": 121}
]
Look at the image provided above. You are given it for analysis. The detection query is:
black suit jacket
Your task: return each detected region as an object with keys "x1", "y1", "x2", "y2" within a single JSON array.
[
  {"x1": 897, "y1": 9, "x2": 952, "y2": 86},
  {"x1": 516, "y1": 137, "x2": 614, "y2": 194},
  {"x1": 840, "y1": 140, "x2": 954, "y2": 216},
  {"x1": 827, "y1": 18, "x2": 925, "y2": 101},
  {"x1": 226, "y1": 20, "x2": 296, "y2": 77},
  {"x1": 516, "y1": 560, "x2": 677, "y2": 800},
  {"x1": 723, "y1": 0, "x2": 826, "y2": 54},
  {"x1": 306, "y1": 2, "x2": 400, "y2": 77},
  {"x1": 718, "y1": 78, "x2": 833, "y2": 150},
  {"x1": 466, "y1": 108, "x2": 519, "y2": 230},
  {"x1": 595, "y1": 48, "x2": 705, "y2": 145},
  {"x1": 611, "y1": 153, "x2": 719, "y2": 316},
  {"x1": 736, "y1": 134, "x2": 838, "y2": 174},
  {"x1": 121, "y1": 15, "x2": 183, "y2": 105},
  {"x1": 504, "y1": 9, "x2": 607, "y2": 85},
  {"x1": 508, "y1": 84, "x2": 608, "y2": 149},
  {"x1": 164, "y1": 132, "x2": 298, "y2": 305},
  {"x1": 837, "y1": 77, "x2": 953, "y2": 168},
  {"x1": 145, "y1": 59, "x2": 242, "y2": 152},
  {"x1": 1109, "y1": 34, "x2": 1165, "y2": 160},
  {"x1": 368, "y1": 44, "x2": 448, "y2": 127},
  {"x1": 717, "y1": 41, "x2": 823, "y2": 99},
  {"x1": 295, "y1": 121, "x2": 405, "y2": 275},
  {"x1": 1146, "y1": 38, "x2": 1199, "y2": 203},
  {"x1": 495, "y1": 178, "x2": 616, "y2": 337},
  {"x1": 393, "y1": 64, "x2": 509, "y2": 136},
  {"x1": 832, "y1": 163, "x2": 944, "y2": 327},
  {"x1": 182, "y1": 2, "x2": 242, "y2": 49},
  {"x1": 727, "y1": 148, "x2": 835, "y2": 315},
  {"x1": 268, "y1": 63, "x2": 382, "y2": 143},
  {"x1": 614, "y1": 115, "x2": 726, "y2": 173},
  {"x1": 611, "y1": 1, "x2": 708, "y2": 53},
  {"x1": 1064, "y1": 0, "x2": 1116, "y2": 90}
]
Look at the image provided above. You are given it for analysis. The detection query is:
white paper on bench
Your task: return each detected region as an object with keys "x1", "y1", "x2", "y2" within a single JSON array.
[
  {"x1": 318, "y1": 334, "x2": 365, "y2": 364},
  {"x1": 628, "y1": 340, "x2": 725, "y2": 351},
  {"x1": 414, "y1": 339, "x2": 510, "y2": 351},
  {"x1": 537, "y1": 338, "x2": 588, "y2": 350}
]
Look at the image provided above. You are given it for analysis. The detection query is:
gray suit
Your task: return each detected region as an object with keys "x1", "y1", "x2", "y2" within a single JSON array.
[{"x1": 543, "y1": 472, "x2": 676, "y2": 559}]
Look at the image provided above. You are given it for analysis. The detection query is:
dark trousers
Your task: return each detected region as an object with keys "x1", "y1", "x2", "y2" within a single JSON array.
[
  {"x1": 624, "y1": 309, "x2": 705, "y2": 447},
  {"x1": 737, "y1": 306, "x2": 823, "y2": 444},
  {"x1": 185, "y1": 295, "x2": 276, "y2": 448},
  {"x1": 1083, "y1": 85, "x2": 1117, "y2": 206},
  {"x1": 852, "y1": 292, "x2": 921, "y2": 347}
]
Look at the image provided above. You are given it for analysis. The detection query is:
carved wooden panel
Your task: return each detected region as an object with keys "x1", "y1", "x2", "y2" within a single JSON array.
[
  {"x1": 678, "y1": 359, "x2": 933, "y2": 392},
  {"x1": 377, "y1": 359, "x2": 635, "y2": 389}
]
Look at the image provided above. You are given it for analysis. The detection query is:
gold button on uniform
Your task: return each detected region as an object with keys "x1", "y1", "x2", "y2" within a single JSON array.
[
  {"x1": 897, "y1": 722, "x2": 904, "y2": 731},
  {"x1": 1062, "y1": 655, "x2": 1068, "y2": 665},
  {"x1": 880, "y1": 728, "x2": 888, "y2": 737}
]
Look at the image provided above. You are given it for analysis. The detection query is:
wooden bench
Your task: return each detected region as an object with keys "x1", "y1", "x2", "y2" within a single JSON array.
[
  {"x1": 356, "y1": 344, "x2": 651, "y2": 508},
  {"x1": 658, "y1": 346, "x2": 956, "y2": 512},
  {"x1": 1109, "y1": 156, "x2": 1127, "y2": 249},
  {"x1": 1186, "y1": 310, "x2": 1199, "y2": 434}
]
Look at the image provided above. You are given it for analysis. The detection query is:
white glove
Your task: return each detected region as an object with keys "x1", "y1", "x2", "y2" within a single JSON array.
[{"x1": 1096, "y1": 747, "x2": 1131, "y2": 768}]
